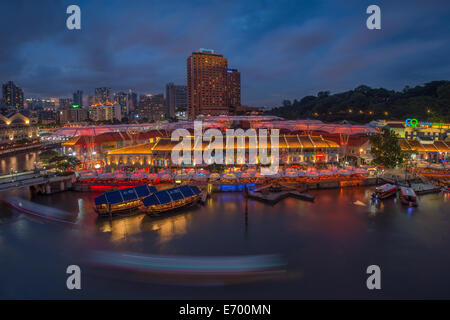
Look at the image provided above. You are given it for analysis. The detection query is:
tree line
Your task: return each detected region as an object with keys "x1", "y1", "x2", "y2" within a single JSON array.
[{"x1": 268, "y1": 81, "x2": 450, "y2": 123}]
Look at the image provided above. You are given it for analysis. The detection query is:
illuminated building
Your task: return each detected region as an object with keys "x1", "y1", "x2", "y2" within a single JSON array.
[
  {"x1": 187, "y1": 49, "x2": 241, "y2": 119},
  {"x1": 226, "y1": 69, "x2": 241, "y2": 112},
  {"x1": 2, "y1": 81, "x2": 24, "y2": 108},
  {"x1": 94, "y1": 87, "x2": 111, "y2": 104},
  {"x1": 114, "y1": 92, "x2": 129, "y2": 116},
  {"x1": 166, "y1": 83, "x2": 187, "y2": 119},
  {"x1": 73, "y1": 90, "x2": 83, "y2": 108},
  {"x1": 89, "y1": 101, "x2": 122, "y2": 122},
  {"x1": 137, "y1": 94, "x2": 165, "y2": 122},
  {"x1": 106, "y1": 134, "x2": 340, "y2": 168},
  {"x1": 0, "y1": 113, "x2": 38, "y2": 144},
  {"x1": 399, "y1": 139, "x2": 450, "y2": 161},
  {"x1": 70, "y1": 104, "x2": 88, "y2": 123},
  {"x1": 59, "y1": 98, "x2": 73, "y2": 109},
  {"x1": 371, "y1": 120, "x2": 450, "y2": 141}
]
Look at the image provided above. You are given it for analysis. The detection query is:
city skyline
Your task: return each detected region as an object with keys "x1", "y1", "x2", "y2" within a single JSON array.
[{"x1": 1, "y1": 0, "x2": 450, "y2": 108}]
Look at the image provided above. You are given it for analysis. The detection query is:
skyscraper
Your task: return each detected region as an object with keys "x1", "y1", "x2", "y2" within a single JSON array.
[
  {"x1": 187, "y1": 49, "x2": 233, "y2": 119},
  {"x1": 95, "y1": 87, "x2": 111, "y2": 104},
  {"x1": 114, "y1": 92, "x2": 129, "y2": 116},
  {"x1": 73, "y1": 90, "x2": 83, "y2": 108},
  {"x1": 2, "y1": 81, "x2": 24, "y2": 108},
  {"x1": 226, "y1": 69, "x2": 241, "y2": 112},
  {"x1": 165, "y1": 83, "x2": 187, "y2": 119},
  {"x1": 127, "y1": 91, "x2": 138, "y2": 113},
  {"x1": 137, "y1": 94, "x2": 165, "y2": 122}
]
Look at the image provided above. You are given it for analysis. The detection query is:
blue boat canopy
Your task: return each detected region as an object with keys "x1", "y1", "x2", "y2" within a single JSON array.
[
  {"x1": 94, "y1": 185, "x2": 157, "y2": 206},
  {"x1": 141, "y1": 185, "x2": 201, "y2": 207}
]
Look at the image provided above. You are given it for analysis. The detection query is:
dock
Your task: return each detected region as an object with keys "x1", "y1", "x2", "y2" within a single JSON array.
[{"x1": 411, "y1": 183, "x2": 441, "y2": 195}]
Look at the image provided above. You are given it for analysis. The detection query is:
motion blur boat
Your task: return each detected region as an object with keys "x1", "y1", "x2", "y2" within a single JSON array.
[
  {"x1": 399, "y1": 187, "x2": 418, "y2": 207},
  {"x1": 140, "y1": 185, "x2": 202, "y2": 214},
  {"x1": 1, "y1": 196, "x2": 76, "y2": 223},
  {"x1": 94, "y1": 184, "x2": 157, "y2": 215},
  {"x1": 372, "y1": 184, "x2": 397, "y2": 200}
]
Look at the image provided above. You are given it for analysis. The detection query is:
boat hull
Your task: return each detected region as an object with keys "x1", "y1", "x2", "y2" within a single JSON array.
[
  {"x1": 372, "y1": 189, "x2": 397, "y2": 200},
  {"x1": 400, "y1": 196, "x2": 417, "y2": 207},
  {"x1": 95, "y1": 199, "x2": 143, "y2": 215}
]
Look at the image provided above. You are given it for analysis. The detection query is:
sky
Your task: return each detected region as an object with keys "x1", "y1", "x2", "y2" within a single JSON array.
[{"x1": 0, "y1": 0, "x2": 449, "y2": 107}]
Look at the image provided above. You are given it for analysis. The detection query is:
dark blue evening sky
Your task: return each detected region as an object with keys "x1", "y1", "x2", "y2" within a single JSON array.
[{"x1": 0, "y1": 0, "x2": 449, "y2": 107}]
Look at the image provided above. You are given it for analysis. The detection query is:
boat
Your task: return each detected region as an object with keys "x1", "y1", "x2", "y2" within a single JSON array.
[
  {"x1": 372, "y1": 184, "x2": 397, "y2": 200},
  {"x1": 399, "y1": 187, "x2": 418, "y2": 207},
  {"x1": 1, "y1": 196, "x2": 76, "y2": 223},
  {"x1": 140, "y1": 185, "x2": 202, "y2": 214},
  {"x1": 94, "y1": 184, "x2": 157, "y2": 215}
]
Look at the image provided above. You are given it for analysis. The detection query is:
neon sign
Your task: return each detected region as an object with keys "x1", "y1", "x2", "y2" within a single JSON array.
[
  {"x1": 405, "y1": 119, "x2": 444, "y2": 128},
  {"x1": 405, "y1": 118, "x2": 418, "y2": 128}
]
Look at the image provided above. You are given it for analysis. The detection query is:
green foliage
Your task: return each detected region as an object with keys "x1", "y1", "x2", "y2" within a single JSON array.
[
  {"x1": 268, "y1": 81, "x2": 450, "y2": 123},
  {"x1": 369, "y1": 129, "x2": 409, "y2": 168},
  {"x1": 39, "y1": 150, "x2": 80, "y2": 172}
]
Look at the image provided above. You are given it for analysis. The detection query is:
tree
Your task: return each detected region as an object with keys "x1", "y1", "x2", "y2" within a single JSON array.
[
  {"x1": 369, "y1": 128, "x2": 409, "y2": 168},
  {"x1": 39, "y1": 150, "x2": 80, "y2": 172}
]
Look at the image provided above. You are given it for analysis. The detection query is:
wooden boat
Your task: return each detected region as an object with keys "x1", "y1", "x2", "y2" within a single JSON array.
[
  {"x1": 139, "y1": 185, "x2": 202, "y2": 214},
  {"x1": 94, "y1": 184, "x2": 157, "y2": 215},
  {"x1": 399, "y1": 187, "x2": 418, "y2": 207},
  {"x1": 1, "y1": 196, "x2": 76, "y2": 223},
  {"x1": 372, "y1": 184, "x2": 397, "y2": 200}
]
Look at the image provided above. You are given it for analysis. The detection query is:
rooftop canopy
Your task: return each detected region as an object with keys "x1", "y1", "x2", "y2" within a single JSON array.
[
  {"x1": 252, "y1": 120, "x2": 378, "y2": 135},
  {"x1": 399, "y1": 139, "x2": 450, "y2": 153},
  {"x1": 94, "y1": 185, "x2": 157, "y2": 206},
  {"x1": 107, "y1": 134, "x2": 340, "y2": 156},
  {"x1": 141, "y1": 185, "x2": 201, "y2": 207}
]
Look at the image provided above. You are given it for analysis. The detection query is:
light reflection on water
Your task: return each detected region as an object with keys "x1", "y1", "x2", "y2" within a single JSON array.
[{"x1": 0, "y1": 153, "x2": 449, "y2": 299}]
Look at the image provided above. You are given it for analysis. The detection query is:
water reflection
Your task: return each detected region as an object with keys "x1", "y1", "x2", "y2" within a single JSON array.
[
  {"x1": 1, "y1": 153, "x2": 450, "y2": 298},
  {"x1": 95, "y1": 211, "x2": 194, "y2": 244}
]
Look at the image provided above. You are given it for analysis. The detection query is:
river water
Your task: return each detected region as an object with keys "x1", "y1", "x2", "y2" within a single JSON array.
[{"x1": 0, "y1": 153, "x2": 449, "y2": 299}]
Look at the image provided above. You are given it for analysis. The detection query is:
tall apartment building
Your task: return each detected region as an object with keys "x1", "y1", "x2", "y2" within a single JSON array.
[
  {"x1": 73, "y1": 90, "x2": 83, "y2": 108},
  {"x1": 94, "y1": 87, "x2": 111, "y2": 104},
  {"x1": 2, "y1": 81, "x2": 24, "y2": 108},
  {"x1": 165, "y1": 83, "x2": 187, "y2": 119},
  {"x1": 89, "y1": 102, "x2": 122, "y2": 122},
  {"x1": 187, "y1": 49, "x2": 241, "y2": 119},
  {"x1": 114, "y1": 91, "x2": 129, "y2": 116},
  {"x1": 137, "y1": 94, "x2": 165, "y2": 122},
  {"x1": 226, "y1": 69, "x2": 241, "y2": 113},
  {"x1": 59, "y1": 98, "x2": 73, "y2": 109}
]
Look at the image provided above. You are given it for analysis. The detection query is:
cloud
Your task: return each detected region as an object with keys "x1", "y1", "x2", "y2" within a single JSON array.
[{"x1": 0, "y1": 0, "x2": 449, "y2": 107}]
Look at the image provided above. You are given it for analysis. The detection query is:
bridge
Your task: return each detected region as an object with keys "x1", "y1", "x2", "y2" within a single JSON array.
[{"x1": 0, "y1": 170, "x2": 74, "y2": 194}]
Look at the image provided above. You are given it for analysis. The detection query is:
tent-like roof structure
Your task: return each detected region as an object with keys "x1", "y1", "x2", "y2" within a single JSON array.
[
  {"x1": 252, "y1": 120, "x2": 378, "y2": 135},
  {"x1": 62, "y1": 130, "x2": 166, "y2": 147},
  {"x1": 53, "y1": 117, "x2": 376, "y2": 138},
  {"x1": 399, "y1": 139, "x2": 450, "y2": 153},
  {"x1": 94, "y1": 185, "x2": 157, "y2": 206},
  {"x1": 107, "y1": 135, "x2": 340, "y2": 156},
  {"x1": 141, "y1": 185, "x2": 201, "y2": 207}
]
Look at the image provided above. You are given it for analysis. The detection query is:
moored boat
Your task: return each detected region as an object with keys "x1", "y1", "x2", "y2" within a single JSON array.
[
  {"x1": 94, "y1": 184, "x2": 157, "y2": 215},
  {"x1": 399, "y1": 187, "x2": 418, "y2": 207},
  {"x1": 140, "y1": 185, "x2": 202, "y2": 214},
  {"x1": 372, "y1": 184, "x2": 397, "y2": 200}
]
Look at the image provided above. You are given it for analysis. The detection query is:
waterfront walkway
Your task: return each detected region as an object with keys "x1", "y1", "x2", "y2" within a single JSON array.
[
  {"x1": 0, "y1": 142, "x2": 61, "y2": 158},
  {"x1": 0, "y1": 171, "x2": 73, "y2": 193}
]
